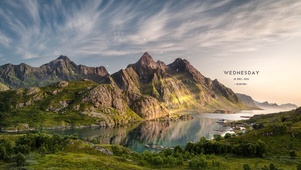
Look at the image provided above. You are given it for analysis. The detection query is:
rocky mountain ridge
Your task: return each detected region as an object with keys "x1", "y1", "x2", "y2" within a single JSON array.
[
  {"x1": 0, "y1": 55, "x2": 108, "y2": 88},
  {"x1": 0, "y1": 52, "x2": 250, "y2": 130},
  {"x1": 111, "y1": 52, "x2": 247, "y2": 113},
  {"x1": 236, "y1": 93, "x2": 261, "y2": 109},
  {"x1": 236, "y1": 93, "x2": 298, "y2": 110}
]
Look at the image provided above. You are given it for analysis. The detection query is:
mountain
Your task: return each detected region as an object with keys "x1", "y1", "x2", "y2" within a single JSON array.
[
  {"x1": 0, "y1": 55, "x2": 108, "y2": 88},
  {"x1": 110, "y1": 52, "x2": 247, "y2": 113},
  {"x1": 0, "y1": 80, "x2": 141, "y2": 130},
  {"x1": 0, "y1": 52, "x2": 251, "y2": 131},
  {"x1": 280, "y1": 103, "x2": 298, "y2": 109},
  {"x1": 236, "y1": 93, "x2": 261, "y2": 109},
  {"x1": 254, "y1": 101, "x2": 298, "y2": 110},
  {"x1": 255, "y1": 101, "x2": 281, "y2": 109},
  {"x1": 236, "y1": 93, "x2": 298, "y2": 110}
]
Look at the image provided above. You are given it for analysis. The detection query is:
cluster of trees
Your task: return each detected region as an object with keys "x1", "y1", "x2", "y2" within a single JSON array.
[
  {"x1": 110, "y1": 136, "x2": 267, "y2": 169},
  {"x1": 111, "y1": 144, "x2": 216, "y2": 169},
  {"x1": 0, "y1": 138, "x2": 13, "y2": 161},
  {"x1": 0, "y1": 132, "x2": 298, "y2": 169},
  {"x1": 185, "y1": 136, "x2": 267, "y2": 158},
  {"x1": 0, "y1": 132, "x2": 78, "y2": 167}
]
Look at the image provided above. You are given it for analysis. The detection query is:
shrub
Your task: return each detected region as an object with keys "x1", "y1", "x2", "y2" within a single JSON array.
[
  {"x1": 256, "y1": 139, "x2": 267, "y2": 158},
  {"x1": 214, "y1": 134, "x2": 223, "y2": 141},
  {"x1": 269, "y1": 163, "x2": 277, "y2": 170},
  {"x1": 15, "y1": 152, "x2": 26, "y2": 167},
  {"x1": 297, "y1": 164, "x2": 301, "y2": 170},
  {"x1": 224, "y1": 133, "x2": 232, "y2": 139},
  {"x1": 189, "y1": 155, "x2": 208, "y2": 169},
  {"x1": 289, "y1": 150, "x2": 296, "y2": 159},
  {"x1": 0, "y1": 139, "x2": 13, "y2": 161},
  {"x1": 14, "y1": 144, "x2": 31, "y2": 155},
  {"x1": 243, "y1": 164, "x2": 251, "y2": 170}
]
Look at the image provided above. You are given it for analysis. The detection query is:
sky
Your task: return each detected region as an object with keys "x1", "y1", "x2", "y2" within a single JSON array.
[{"x1": 0, "y1": 0, "x2": 300, "y2": 106}]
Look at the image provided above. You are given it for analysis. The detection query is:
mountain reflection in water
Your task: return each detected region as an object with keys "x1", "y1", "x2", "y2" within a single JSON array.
[
  {"x1": 46, "y1": 109, "x2": 288, "y2": 153},
  {"x1": 46, "y1": 116, "x2": 223, "y2": 153},
  {"x1": 122, "y1": 118, "x2": 220, "y2": 153}
]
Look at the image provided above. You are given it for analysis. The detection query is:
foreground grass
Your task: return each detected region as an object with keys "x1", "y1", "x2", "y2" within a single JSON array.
[
  {"x1": 28, "y1": 152, "x2": 147, "y2": 170},
  {"x1": 25, "y1": 151, "x2": 301, "y2": 170}
]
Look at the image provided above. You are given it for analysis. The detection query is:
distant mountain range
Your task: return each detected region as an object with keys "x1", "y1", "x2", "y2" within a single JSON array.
[
  {"x1": 0, "y1": 52, "x2": 250, "y2": 130},
  {"x1": 236, "y1": 93, "x2": 298, "y2": 110},
  {"x1": 0, "y1": 55, "x2": 108, "y2": 89}
]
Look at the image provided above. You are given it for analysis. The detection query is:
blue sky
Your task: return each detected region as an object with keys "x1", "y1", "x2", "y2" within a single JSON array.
[{"x1": 0, "y1": 0, "x2": 300, "y2": 106}]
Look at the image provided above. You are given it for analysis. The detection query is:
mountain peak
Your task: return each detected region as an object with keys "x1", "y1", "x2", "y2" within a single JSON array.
[
  {"x1": 135, "y1": 52, "x2": 157, "y2": 69},
  {"x1": 169, "y1": 58, "x2": 191, "y2": 72},
  {"x1": 57, "y1": 55, "x2": 71, "y2": 61},
  {"x1": 139, "y1": 52, "x2": 155, "y2": 63}
]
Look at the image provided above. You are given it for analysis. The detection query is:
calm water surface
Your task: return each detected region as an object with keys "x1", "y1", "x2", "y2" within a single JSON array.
[{"x1": 46, "y1": 109, "x2": 289, "y2": 153}]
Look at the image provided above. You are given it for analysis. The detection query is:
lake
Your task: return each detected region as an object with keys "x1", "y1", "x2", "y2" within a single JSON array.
[{"x1": 45, "y1": 108, "x2": 289, "y2": 153}]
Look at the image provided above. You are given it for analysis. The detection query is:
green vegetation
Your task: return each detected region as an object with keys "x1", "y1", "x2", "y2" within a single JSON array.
[
  {"x1": 0, "y1": 104, "x2": 301, "y2": 169},
  {"x1": 0, "y1": 80, "x2": 142, "y2": 131},
  {"x1": 1, "y1": 106, "x2": 301, "y2": 170},
  {"x1": 0, "y1": 131, "x2": 299, "y2": 170}
]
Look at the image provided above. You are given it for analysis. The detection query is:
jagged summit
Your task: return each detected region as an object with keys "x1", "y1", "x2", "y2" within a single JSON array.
[
  {"x1": 110, "y1": 52, "x2": 248, "y2": 112},
  {"x1": 135, "y1": 52, "x2": 157, "y2": 69},
  {"x1": 57, "y1": 55, "x2": 71, "y2": 61},
  {"x1": 169, "y1": 58, "x2": 191, "y2": 72}
]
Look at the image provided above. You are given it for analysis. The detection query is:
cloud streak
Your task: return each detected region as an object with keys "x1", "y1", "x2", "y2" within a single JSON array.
[{"x1": 0, "y1": 0, "x2": 300, "y2": 64}]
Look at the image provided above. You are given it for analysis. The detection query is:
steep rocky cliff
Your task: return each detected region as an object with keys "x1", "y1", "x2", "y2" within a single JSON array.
[
  {"x1": 111, "y1": 52, "x2": 248, "y2": 113},
  {"x1": 0, "y1": 79, "x2": 169, "y2": 130}
]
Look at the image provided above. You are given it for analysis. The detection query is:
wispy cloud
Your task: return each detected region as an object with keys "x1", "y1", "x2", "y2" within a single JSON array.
[
  {"x1": 0, "y1": 31, "x2": 11, "y2": 48},
  {"x1": 0, "y1": 0, "x2": 301, "y2": 64}
]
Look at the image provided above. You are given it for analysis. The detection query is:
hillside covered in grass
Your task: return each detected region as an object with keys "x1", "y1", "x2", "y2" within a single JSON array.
[
  {"x1": 1, "y1": 108, "x2": 301, "y2": 169},
  {"x1": 0, "y1": 80, "x2": 143, "y2": 131}
]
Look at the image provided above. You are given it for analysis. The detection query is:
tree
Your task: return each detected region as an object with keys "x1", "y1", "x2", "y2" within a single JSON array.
[
  {"x1": 15, "y1": 152, "x2": 26, "y2": 167},
  {"x1": 289, "y1": 150, "x2": 296, "y2": 159},
  {"x1": 199, "y1": 136, "x2": 207, "y2": 143},
  {"x1": 152, "y1": 155, "x2": 164, "y2": 165},
  {"x1": 224, "y1": 133, "x2": 232, "y2": 139},
  {"x1": 256, "y1": 139, "x2": 267, "y2": 158},
  {"x1": 214, "y1": 134, "x2": 223, "y2": 141},
  {"x1": 174, "y1": 145, "x2": 184, "y2": 153},
  {"x1": 185, "y1": 142, "x2": 194, "y2": 153},
  {"x1": 243, "y1": 164, "x2": 251, "y2": 170},
  {"x1": 0, "y1": 139, "x2": 13, "y2": 161},
  {"x1": 0, "y1": 146, "x2": 7, "y2": 161},
  {"x1": 269, "y1": 163, "x2": 277, "y2": 170},
  {"x1": 39, "y1": 146, "x2": 47, "y2": 157},
  {"x1": 297, "y1": 164, "x2": 301, "y2": 170},
  {"x1": 14, "y1": 144, "x2": 30, "y2": 155},
  {"x1": 189, "y1": 155, "x2": 208, "y2": 169}
]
